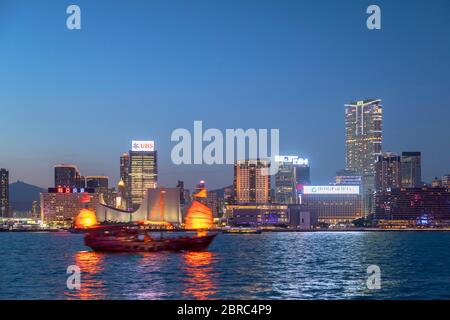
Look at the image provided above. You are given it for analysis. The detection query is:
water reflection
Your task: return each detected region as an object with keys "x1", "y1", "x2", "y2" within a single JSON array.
[
  {"x1": 182, "y1": 251, "x2": 217, "y2": 300},
  {"x1": 131, "y1": 253, "x2": 170, "y2": 299},
  {"x1": 65, "y1": 251, "x2": 106, "y2": 300}
]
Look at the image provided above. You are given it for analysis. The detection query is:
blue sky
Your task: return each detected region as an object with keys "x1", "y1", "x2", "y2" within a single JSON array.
[{"x1": 0, "y1": 0, "x2": 449, "y2": 190}]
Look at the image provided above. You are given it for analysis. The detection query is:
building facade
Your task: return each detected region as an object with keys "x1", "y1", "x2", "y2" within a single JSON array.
[
  {"x1": 442, "y1": 174, "x2": 450, "y2": 188},
  {"x1": 274, "y1": 161, "x2": 297, "y2": 204},
  {"x1": 54, "y1": 164, "x2": 84, "y2": 188},
  {"x1": 206, "y1": 191, "x2": 219, "y2": 218},
  {"x1": 225, "y1": 203, "x2": 315, "y2": 228},
  {"x1": 401, "y1": 152, "x2": 422, "y2": 187},
  {"x1": 375, "y1": 152, "x2": 402, "y2": 192},
  {"x1": 295, "y1": 165, "x2": 311, "y2": 186},
  {"x1": 85, "y1": 176, "x2": 109, "y2": 194},
  {"x1": 128, "y1": 142, "x2": 158, "y2": 209},
  {"x1": 345, "y1": 99, "x2": 383, "y2": 214},
  {"x1": 300, "y1": 186, "x2": 363, "y2": 224},
  {"x1": 40, "y1": 188, "x2": 99, "y2": 226},
  {"x1": 333, "y1": 169, "x2": 362, "y2": 186},
  {"x1": 120, "y1": 152, "x2": 131, "y2": 208},
  {"x1": 0, "y1": 168, "x2": 9, "y2": 218},
  {"x1": 273, "y1": 156, "x2": 310, "y2": 204},
  {"x1": 233, "y1": 160, "x2": 271, "y2": 204},
  {"x1": 85, "y1": 176, "x2": 113, "y2": 205},
  {"x1": 374, "y1": 187, "x2": 450, "y2": 226},
  {"x1": 345, "y1": 99, "x2": 383, "y2": 175},
  {"x1": 225, "y1": 204, "x2": 289, "y2": 227}
]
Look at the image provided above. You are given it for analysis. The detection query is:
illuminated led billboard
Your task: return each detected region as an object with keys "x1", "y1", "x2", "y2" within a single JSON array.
[{"x1": 303, "y1": 186, "x2": 360, "y2": 195}]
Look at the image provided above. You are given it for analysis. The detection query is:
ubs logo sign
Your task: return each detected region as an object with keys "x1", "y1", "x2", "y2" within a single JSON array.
[{"x1": 132, "y1": 140, "x2": 155, "y2": 152}]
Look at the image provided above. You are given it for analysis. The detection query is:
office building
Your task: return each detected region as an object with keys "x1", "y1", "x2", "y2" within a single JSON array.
[
  {"x1": 86, "y1": 176, "x2": 115, "y2": 206},
  {"x1": 85, "y1": 176, "x2": 108, "y2": 193},
  {"x1": 300, "y1": 186, "x2": 363, "y2": 224},
  {"x1": 234, "y1": 160, "x2": 271, "y2": 204},
  {"x1": 0, "y1": 168, "x2": 9, "y2": 218},
  {"x1": 128, "y1": 140, "x2": 158, "y2": 209},
  {"x1": 401, "y1": 152, "x2": 422, "y2": 187},
  {"x1": 273, "y1": 156, "x2": 310, "y2": 204},
  {"x1": 375, "y1": 152, "x2": 402, "y2": 192},
  {"x1": 274, "y1": 158, "x2": 297, "y2": 204},
  {"x1": 54, "y1": 164, "x2": 84, "y2": 188},
  {"x1": 295, "y1": 164, "x2": 311, "y2": 186},
  {"x1": 374, "y1": 187, "x2": 450, "y2": 227}
]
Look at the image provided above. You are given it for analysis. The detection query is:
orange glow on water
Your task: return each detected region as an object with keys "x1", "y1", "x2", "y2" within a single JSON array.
[
  {"x1": 182, "y1": 251, "x2": 217, "y2": 300},
  {"x1": 65, "y1": 251, "x2": 105, "y2": 300},
  {"x1": 75, "y1": 209, "x2": 98, "y2": 229},
  {"x1": 184, "y1": 200, "x2": 214, "y2": 230}
]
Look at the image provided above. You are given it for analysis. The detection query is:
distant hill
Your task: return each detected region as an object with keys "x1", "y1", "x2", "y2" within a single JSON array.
[{"x1": 9, "y1": 181, "x2": 45, "y2": 212}]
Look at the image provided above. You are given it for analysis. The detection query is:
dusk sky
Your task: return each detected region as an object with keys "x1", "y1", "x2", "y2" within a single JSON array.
[{"x1": 1, "y1": 0, "x2": 449, "y2": 190}]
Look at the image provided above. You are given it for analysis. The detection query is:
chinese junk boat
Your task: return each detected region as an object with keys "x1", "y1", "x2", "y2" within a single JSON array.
[
  {"x1": 84, "y1": 225, "x2": 217, "y2": 253},
  {"x1": 83, "y1": 184, "x2": 217, "y2": 253}
]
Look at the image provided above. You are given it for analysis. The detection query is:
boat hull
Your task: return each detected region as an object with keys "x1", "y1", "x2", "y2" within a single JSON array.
[{"x1": 84, "y1": 232, "x2": 217, "y2": 253}]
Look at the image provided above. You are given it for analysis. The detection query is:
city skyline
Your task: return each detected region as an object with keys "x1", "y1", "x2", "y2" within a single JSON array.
[
  {"x1": 2, "y1": 1, "x2": 450, "y2": 304},
  {"x1": 1, "y1": 0, "x2": 450, "y2": 190}
]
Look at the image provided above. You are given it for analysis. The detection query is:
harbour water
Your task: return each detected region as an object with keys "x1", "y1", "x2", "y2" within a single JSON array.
[{"x1": 1, "y1": 231, "x2": 450, "y2": 300}]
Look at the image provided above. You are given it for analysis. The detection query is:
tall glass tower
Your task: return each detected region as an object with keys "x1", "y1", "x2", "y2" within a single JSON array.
[
  {"x1": 401, "y1": 152, "x2": 422, "y2": 187},
  {"x1": 345, "y1": 99, "x2": 383, "y2": 214},
  {"x1": 129, "y1": 149, "x2": 158, "y2": 209}
]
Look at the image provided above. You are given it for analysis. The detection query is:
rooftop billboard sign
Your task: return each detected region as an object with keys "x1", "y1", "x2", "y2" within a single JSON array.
[{"x1": 303, "y1": 186, "x2": 360, "y2": 195}]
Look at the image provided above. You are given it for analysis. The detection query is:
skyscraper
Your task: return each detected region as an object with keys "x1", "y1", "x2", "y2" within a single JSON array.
[
  {"x1": 129, "y1": 141, "x2": 158, "y2": 208},
  {"x1": 85, "y1": 176, "x2": 109, "y2": 191},
  {"x1": 375, "y1": 152, "x2": 402, "y2": 192},
  {"x1": 295, "y1": 165, "x2": 311, "y2": 186},
  {"x1": 0, "y1": 168, "x2": 9, "y2": 218},
  {"x1": 345, "y1": 99, "x2": 383, "y2": 174},
  {"x1": 54, "y1": 164, "x2": 83, "y2": 188},
  {"x1": 274, "y1": 162, "x2": 296, "y2": 204},
  {"x1": 273, "y1": 156, "x2": 309, "y2": 204},
  {"x1": 85, "y1": 176, "x2": 110, "y2": 204},
  {"x1": 345, "y1": 99, "x2": 383, "y2": 214},
  {"x1": 401, "y1": 152, "x2": 422, "y2": 187},
  {"x1": 119, "y1": 152, "x2": 131, "y2": 207},
  {"x1": 234, "y1": 160, "x2": 271, "y2": 204}
]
